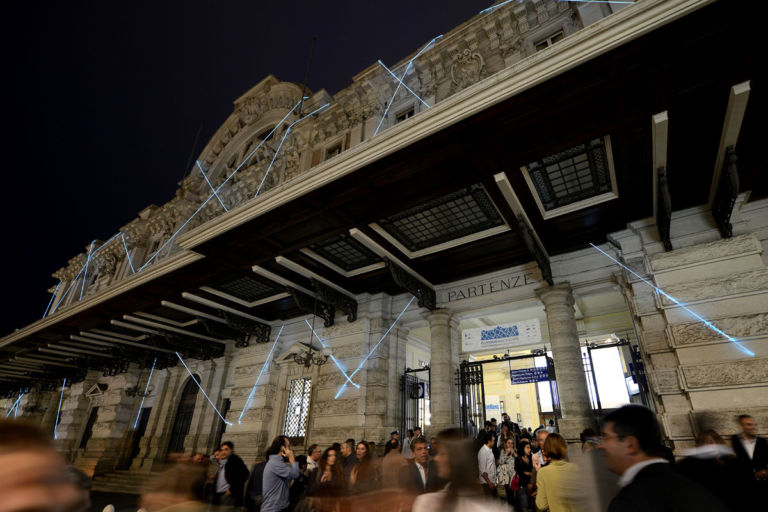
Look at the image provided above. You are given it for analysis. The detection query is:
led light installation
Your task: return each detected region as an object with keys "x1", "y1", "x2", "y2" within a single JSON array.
[
  {"x1": 590, "y1": 243, "x2": 755, "y2": 357},
  {"x1": 196, "y1": 160, "x2": 228, "y2": 211},
  {"x1": 335, "y1": 296, "x2": 415, "y2": 399},
  {"x1": 5, "y1": 391, "x2": 24, "y2": 418},
  {"x1": 132, "y1": 357, "x2": 157, "y2": 429},
  {"x1": 238, "y1": 323, "x2": 285, "y2": 424},
  {"x1": 43, "y1": 282, "x2": 62, "y2": 318},
  {"x1": 304, "y1": 319, "x2": 359, "y2": 388},
  {"x1": 79, "y1": 241, "x2": 96, "y2": 300},
  {"x1": 54, "y1": 378, "x2": 66, "y2": 440},
  {"x1": 377, "y1": 60, "x2": 430, "y2": 108},
  {"x1": 121, "y1": 233, "x2": 136, "y2": 274},
  {"x1": 480, "y1": 0, "x2": 635, "y2": 14},
  {"x1": 176, "y1": 352, "x2": 232, "y2": 425}
]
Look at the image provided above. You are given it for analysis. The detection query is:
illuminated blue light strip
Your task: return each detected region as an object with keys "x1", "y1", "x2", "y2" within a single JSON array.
[
  {"x1": 53, "y1": 263, "x2": 87, "y2": 312},
  {"x1": 374, "y1": 35, "x2": 443, "y2": 137},
  {"x1": 480, "y1": 0, "x2": 634, "y2": 13},
  {"x1": 255, "y1": 103, "x2": 331, "y2": 198},
  {"x1": 139, "y1": 100, "x2": 311, "y2": 271},
  {"x1": 377, "y1": 60, "x2": 430, "y2": 108},
  {"x1": 80, "y1": 241, "x2": 96, "y2": 300},
  {"x1": 5, "y1": 392, "x2": 23, "y2": 418},
  {"x1": 43, "y1": 282, "x2": 62, "y2": 318},
  {"x1": 304, "y1": 319, "x2": 360, "y2": 388},
  {"x1": 238, "y1": 323, "x2": 285, "y2": 424},
  {"x1": 176, "y1": 352, "x2": 232, "y2": 425},
  {"x1": 589, "y1": 243, "x2": 755, "y2": 357},
  {"x1": 121, "y1": 233, "x2": 136, "y2": 274},
  {"x1": 196, "y1": 160, "x2": 228, "y2": 212},
  {"x1": 335, "y1": 296, "x2": 416, "y2": 399},
  {"x1": 133, "y1": 357, "x2": 157, "y2": 429},
  {"x1": 54, "y1": 378, "x2": 66, "y2": 440}
]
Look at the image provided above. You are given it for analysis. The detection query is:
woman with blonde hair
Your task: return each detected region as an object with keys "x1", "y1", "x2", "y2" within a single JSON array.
[{"x1": 535, "y1": 433, "x2": 584, "y2": 512}]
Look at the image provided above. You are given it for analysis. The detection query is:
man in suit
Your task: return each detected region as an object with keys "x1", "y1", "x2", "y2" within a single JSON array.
[
  {"x1": 599, "y1": 405, "x2": 727, "y2": 512},
  {"x1": 213, "y1": 441, "x2": 250, "y2": 508},
  {"x1": 731, "y1": 414, "x2": 768, "y2": 481},
  {"x1": 399, "y1": 437, "x2": 443, "y2": 493}
]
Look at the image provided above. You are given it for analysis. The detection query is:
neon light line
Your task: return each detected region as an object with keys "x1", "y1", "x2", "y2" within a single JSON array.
[
  {"x1": 80, "y1": 241, "x2": 96, "y2": 300},
  {"x1": 43, "y1": 282, "x2": 62, "y2": 318},
  {"x1": 375, "y1": 35, "x2": 442, "y2": 136},
  {"x1": 5, "y1": 392, "x2": 23, "y2": 418},
  {"x1": 480, "y1": 0, "x2": 634, "y2": 13},
  {"x1": 14, "y1": 393, "x2": 22, "y2": 419},
  {"x1": 238, "y1": 323, "x2": 285, "y2": 424},
  {"x1": 589, "y1": 243, "x2": 755, "y2": 357},
  {"x1": 176, "y1": 352, "x2": 232, "y2": 425},
  {"x1": 196, "y1": 160, "x2": 228, "y2": 212},
  {"x1": 90, "y1": 232, "x2": 122, "y2": 258},
  {"x1": 335, "y1": 296, "x2": 415, "y2": 399},
  {"x1": 377, "y1": 60, "x2": 430, "y2": 108},
  {"x1": 121, "y1": 233, "x2": 136, "y2": 274},
  {"x1": 52, "y1": 263, "x2": 87, "y2": 312},
  {"x1": 54, "y1": 378, "x2": 66, "y2": 440},
  {"x1": 255, "y1": 103, "x2": 331, "y2": 198},
  {"x1": 304, "y1": 319, "x2": 360, "y2": 388},
  {"x1": 133, "y1": 357, "x2": 157, "y2": 429}
]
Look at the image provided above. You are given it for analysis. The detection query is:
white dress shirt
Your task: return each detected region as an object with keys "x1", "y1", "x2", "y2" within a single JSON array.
[
  {"x1": 477, "y1": 444, "x2": 496, "y2": 485},
  {"x1": 740, "y1": 436, "x2": 757, "y2": 459},
  {"x1": 617, "y1": 458, "x2": 668, "y2": 488},
  {"x1": 415, "y1": 461, "x2": 427, "y2": 488}
]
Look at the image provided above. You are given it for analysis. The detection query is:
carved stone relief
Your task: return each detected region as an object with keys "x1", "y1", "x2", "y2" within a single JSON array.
[
  {"x1": 682, "y1": 358, "x2": 768, "y2": 389},
  {"x1": 661, "y1": 269, "x2": 768, "y2": 305},
  {"x1": 670, "y1": 312, "x2": 768, "y2": 346},
  {"x1": 650, "y1": 234, "x2": 761, "y2": 272},
  {"x1": 450, "y1": 49, "x2": 487, "y2": 92}
]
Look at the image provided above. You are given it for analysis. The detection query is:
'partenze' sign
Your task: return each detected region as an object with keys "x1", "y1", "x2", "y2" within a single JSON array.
[
  {"x1": 462, "y1": 319, "x2": 542, "y2": 352},
  {"x1": 445, "y1": 273, "x2": 537, "y2": 303}
]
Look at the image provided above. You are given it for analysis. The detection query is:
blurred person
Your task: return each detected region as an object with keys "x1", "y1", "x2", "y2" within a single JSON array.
[
  {"x1": 515, "y1": 440, "x2": 534, "y2": 512},
  {"x1": 384, "y1": 431, "x2": 400, "y2": 455},
  {"x1": 580, "y1": 428, "x2": 599, "y2": 452},
  {"x1": 262, "y1": 436, "x2": 300, "y2": 512},
  {"x1": 399, "y1": 437, "x2": 443, "y2": 493},
  {"x1": 340, "y1": 439, "x2": 357, "y2": 482},
  {"x1": 490, "y1": 418, "x2": 498, "y2": 433},
  {"x1": 546, "y1": 419, "x2": 556, "y2": 434},
  {"x1": 140, "y1": 463, "x2": 208, "y2": 512},
  {"x1": 678, "y1": 430, "x2": 755, "y2": 511},
  {"x1": 496, "y1": 437, "x2": 517, "y2": 506},
  {"x1": 535, "y1": 433, "x2": 584, "y2": 512},
  {"x1": 191, "y1": 452, "x2": 205, "y2": 464},
  {"x1": 289, "y1": 455, "x2": 309, "y2": 510},
  {"x1": 497, "y1": 422, "x2": 513, "y2": 451},
  {"x1": 731, "y1": 414, "x2": 768, "y2": 483},
  {"x1": 244, "y1": 459, "x2": 267, "y2": 512},
  {"x1": 306, "y1": 444, "x2": 322, "y2": 476},
  {"x1": 412, "y1": 428, "x2": 508, "y2": 512},
  {"x1": 401, "y1": 429, "x2": 415, "y2": 459},
  {"x1": 477, "y1": 430, "x2": 497, "y2": 496},
  {"x1": 428, "y1": 437, "x2": 438, "y2": 457},
  {"x1": 381, "y1": 439, "x2": 407, "y2": 488},
  {"x1": 599, "y1": 405, "x2": 727, "y2": 512},
  {"x1": 413, "y1": 426, "x2": 423, "y2": 440},
  {"x1": 308, "y1": 447, "x2": 345, "y2": 498},
  {"x1": 533, "y1": 428, "x2": 549, "y2": 471},
  {"x1": 0, "y1": 419, "x2": 90, "y2": 512},
  {"x1": 367, "y1": 441, "x2": 378, "y2": 464},
  {"x1": 212, "y1": 441, "x2": 249, "y2": 509},
  {"x1": 349, "y1": 441, "x2": 378, "y2": 494}
]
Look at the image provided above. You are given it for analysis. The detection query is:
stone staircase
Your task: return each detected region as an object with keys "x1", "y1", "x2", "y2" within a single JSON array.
[{"x1": 90, "y1": 470, "x2": 154, "y2": 495}]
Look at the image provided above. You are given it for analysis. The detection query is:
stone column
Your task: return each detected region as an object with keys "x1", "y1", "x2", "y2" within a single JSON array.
[
  {"x1": 536, "y1": 283, "x2": 595, "y2": 440},
  {"x1": 426, "y1": 310, "x2": 459, "y2": 435}
]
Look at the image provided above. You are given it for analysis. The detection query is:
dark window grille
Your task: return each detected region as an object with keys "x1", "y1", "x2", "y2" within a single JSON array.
[
  {"x1": 535, "y1": 30, "x2": 564, "y2": 51},
  {"x1": 527, "y1": 138, "x2": 612, "y2": 211},
  {"x1": 309, "y1": 234, "x2": 380, "y2": 271},
  {"x1": 378, "y1": 184, "x2": 504, "y2": 252},
  {"x1": 396, "y1": 107, "x2": 415, "y2": 123},
  {"x1": 284, "y1": 377, "x2": 311, "y2": 444},
  {"x1": 326, "y1": 145, "x2": 342, "y2": 160},
  {"x1": 217, "y1": 276, "x2": 280, "y2": 302}
]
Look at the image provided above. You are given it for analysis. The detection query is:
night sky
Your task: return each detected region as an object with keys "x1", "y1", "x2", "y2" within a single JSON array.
[{"x1": 0, "y1": 1, "x2": 492, "y2": 336}]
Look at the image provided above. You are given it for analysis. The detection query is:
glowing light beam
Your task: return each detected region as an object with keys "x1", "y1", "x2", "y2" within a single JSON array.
[
  {"x1": 335, "y1": 296, "x2": 415, "y2": 399},
  {"x1": 374, "y1": 35, "x2": 443, "y2": 137},
  {"x1": 121, "y1": 233, "x2": 136, "y2": 274},
  {"x1": 176, "y1": 352, "x2": 232, "y2": 426},
  {"x1": 43, "y1": 282, "x2": 62, "y2": 318},
  {"x1": 238, "y1": 323, "x2": 285, "y2": 424},
  {"x1": 54, "y1": 378, "x2": 66, "y2": 440},
  {"x1": 52, "y1": 263, "x2": 87, "y2": 313},
  {"x1": 480, "y1": 0, "x2": 634, "y2": 13},
  {"x1": 80, "y1": 241, "x2": 96, "y2": 300},
  {"x1": 589, "y1": 243, "x2": 755, "y2": 357},
  {"x1": 196, "y1": 160, "x2": 228, "y2": 212},
  {"x1": 5, "y1": 392, "x2": 23, "y2": 418},
  {"x1": 133, "y1": 357, "x2": 157, "y2": 429},
  {"x1": 377, "y1": 60, "x2": 430, "y2": 109},
  {"x1": 304, "y1": 319, "x2": 359, "y2": 388}
]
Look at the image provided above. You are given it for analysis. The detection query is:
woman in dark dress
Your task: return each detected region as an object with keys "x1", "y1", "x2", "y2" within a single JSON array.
[
  {"x1": 308, "y1": 447, "x2": 345, "y2": 497},
  {"x1": 515, "y1": 440, "x2": 534, "y2": 512},
  {"x1": 349, "y1": 441, "x2": 379, "y2": 494}
]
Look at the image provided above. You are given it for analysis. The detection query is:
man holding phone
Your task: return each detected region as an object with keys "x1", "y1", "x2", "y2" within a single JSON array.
[{"x1": 262, "y1": 435, "x2": 300, "y2": 512}]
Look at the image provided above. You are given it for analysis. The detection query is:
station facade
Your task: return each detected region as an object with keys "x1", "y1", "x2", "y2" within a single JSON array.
[{"x1": 1, "y1": 0, "x2": 766, "y2": 487}]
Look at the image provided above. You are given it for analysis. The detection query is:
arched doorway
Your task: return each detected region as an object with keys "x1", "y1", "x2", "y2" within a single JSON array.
[{"x1": 167, "y1": 376, "x2": 199, "y2": 454}]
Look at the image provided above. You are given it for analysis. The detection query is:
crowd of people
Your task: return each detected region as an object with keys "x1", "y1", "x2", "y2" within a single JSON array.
[{"x1": 1, "y1": 406, "x2": 766, "y2": 512}]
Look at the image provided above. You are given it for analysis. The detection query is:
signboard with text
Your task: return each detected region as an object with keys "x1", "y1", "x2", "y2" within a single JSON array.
[
  {"x1": 509, "y1": 367, "x2": 550, "y2": 385},
  {"x1": 462, "y1": 319, "x2": 541, "y2": 352}
]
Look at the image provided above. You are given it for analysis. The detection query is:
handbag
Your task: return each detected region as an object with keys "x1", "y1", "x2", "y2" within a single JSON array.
[{"x1": 509, "y1": 473, "x2": 520, "y2": 492}]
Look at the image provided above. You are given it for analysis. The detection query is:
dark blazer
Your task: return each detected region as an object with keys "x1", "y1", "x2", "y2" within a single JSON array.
[
  {"x1": 731, "y1": 434, "x2": 768, "y2": 474},
  {"x1": 398, "y1": 460, "x2": 443, "y2": 493},
  {"x1": 221, "y1": 453, "x2": 250, "y2": 506},
  {"x1": 608, "y1": 462, "x2": 727, "y2": 512}
]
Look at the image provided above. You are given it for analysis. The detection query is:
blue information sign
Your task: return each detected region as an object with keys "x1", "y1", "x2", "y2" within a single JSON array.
[{"x1": 509, "y1": 367, "x2": 549, "y2": 385}]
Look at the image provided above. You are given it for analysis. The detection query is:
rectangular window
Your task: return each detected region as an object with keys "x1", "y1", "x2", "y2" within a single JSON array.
[
  {"x1": 535, "y1": 30, "x2": 564, "y2": 51},
  {"x1": 284, "y1": 377, "x2": 311, "y2": 443},
  {"x1": 396, "y1": 107, "x2": 415, "y2": 124},
  {"x1": 325, "y1": 144, "x2": 342, "y2": 160}
]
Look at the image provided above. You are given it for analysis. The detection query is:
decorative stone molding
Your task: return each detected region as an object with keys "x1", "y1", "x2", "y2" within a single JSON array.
[
  {"x1": 450, "y1": 49, "x2": 487, "y2": 92},
  {"x1": 691, "y1": 407, "x2": 768, "y2": 436},
  {"x1": 311, "y1": 398, "x2": 358, "y2": 416},
  {"x1": 647, "y1": 369, "x2": 681, "y2": 394},
  {"x1": 660, "y1": 269, "x2": 768, "y2": 305},
  {"x1": 650, "y1": 234, "x2": 761, "y2": 272},
  {"x1": 682, "y1": 358, "x2": 768, "y2": 389},
  {"x1": 670, "y1": 312, "x2": 768, "y2": 346}
]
